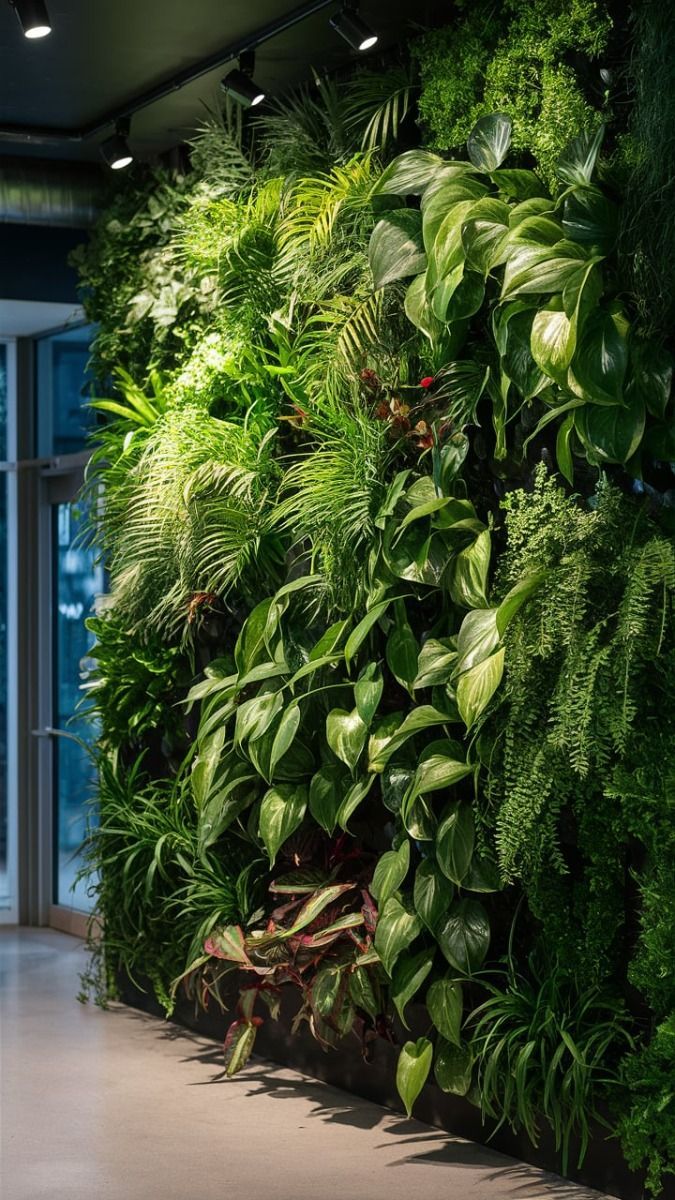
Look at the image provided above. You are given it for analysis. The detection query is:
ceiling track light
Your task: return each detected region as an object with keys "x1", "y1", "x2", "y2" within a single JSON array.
[
  {"x1": 100, "y1": 118, "x2": 134, "y2": 171},
  {"x1": 329, "y1": 6, "x2": 378, "y2": 52},
  {"x1": 221, "y1": 50, "x2": 265, "y2": 108},
  {"x1": 9, "y1": 0, "x2": 52, "y2": 38}
]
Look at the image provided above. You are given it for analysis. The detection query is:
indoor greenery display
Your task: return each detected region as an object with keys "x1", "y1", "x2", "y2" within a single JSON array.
[{"x1": 76, "y1": 21, "x2": 675, "y2": 1194}]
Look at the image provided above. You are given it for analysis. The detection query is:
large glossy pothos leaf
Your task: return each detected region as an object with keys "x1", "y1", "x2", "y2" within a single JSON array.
[
  {"x1": 436, "y1": 898, "x2": 490, "y2": 974},
  {"x1": 374, "y1": 896, "x2": 422, "y2": 975},
  {"x1": 371, "y1": 838, "x2": 410, "y2": 908},
  {"x1": 436, "y1": 801, "x2": 475, "y2": 885},
  {"x1": 575, "y1": 396, "x2": 646, "y2": 464},
  {"x1": 456, "y1": 647, "x2": 505, "y2": 729},
  {"x1": 414, "y1": 859, "x2": 454, "y2": 933},
  {"x1": 568, "y1": 306, "x2": 629, "y2": 405},
  {"x1": 466, "y1": 112, "x2": 512, "y2": 172},
  {"x1": 369, "y1": 210, "x2": 427, "y2": 289},
  {"x1": 259, "y1": 783, "x2": 307, "y2": 862},
  {"x1": 434, "y1": 1039, "x2": 473, "y2": 1095}
]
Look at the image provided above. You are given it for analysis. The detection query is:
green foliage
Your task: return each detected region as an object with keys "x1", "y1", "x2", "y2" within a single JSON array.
[
  {"x1": 490, "y1": 468, "x2": 674, "y2": 887},
  {"x1": 82, "y1": 754, "x2": 258, "y2": 1013},
  {"x1": 370, "y1": 119, "x2": 673, "y2": 477},
  {"x1": 413, "y1": 0, "x2": 611, "y2": 188},
  {"x1": 82, "y1": 607, "x2": 192, "y2": 755},
  {"x1": 617, "y1": 0, "x2": 675, "y2": 340},
  {"x1": 618, "y1": 1015, "x2": 675, "y2": 1196},
  {"x1": 74, "y1": 42, "x2": 675, "y2": 1189},
  {"x1": 469, "y1": 949, "x2": 634, "y2": 1172}
]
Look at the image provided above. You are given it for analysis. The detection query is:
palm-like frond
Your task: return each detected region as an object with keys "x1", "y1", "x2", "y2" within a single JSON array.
[{"x1": 343, "y1": 66, "x2": 416, "y2": 153}]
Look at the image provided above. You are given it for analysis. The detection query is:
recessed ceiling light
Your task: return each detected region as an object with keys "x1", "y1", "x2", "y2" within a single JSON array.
[
  {"x1": 329, "y1": 7, "x2": 378, "y2": 52},
  {"x1": 10, "y1": 0, "x2": 52, "y2": 38}
]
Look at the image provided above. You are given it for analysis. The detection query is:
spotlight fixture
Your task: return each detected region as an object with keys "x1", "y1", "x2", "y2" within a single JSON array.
[
  {"x1": 100, "y1": 119, "x2": 133, "y2": 171},
  {"x1": 220, "y1": 50, "x2": 265, "y2": 108},
  {"x1": 9, "y1": 0, "x2": 52, "y2": 38},
  {"x1": 329, "y1": 6, "x2": 378, "y2": 52}
]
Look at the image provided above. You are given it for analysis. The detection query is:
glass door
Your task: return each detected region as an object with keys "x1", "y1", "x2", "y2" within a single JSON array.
[{"x1": 51, "y1": 485, "x2": 104, "y2": 912}]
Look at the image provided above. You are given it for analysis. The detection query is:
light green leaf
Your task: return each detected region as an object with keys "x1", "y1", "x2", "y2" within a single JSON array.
[
  {"x1": 259, "y1": 784, "x2": 307, "y2": 863},
  {"x1": 337, "y1": 773, "x2": 376, "y2": 829},
  {"x1": 368, "y1": 706, "x2": 450, "y2": 772},
  {"x1": 448, "y1": 529, "x2": 491, "y2": 610},
  {"x1": 396, "y1": 1037, "x2": 433, "y2": 1116},
  {"x1": 556, "y1": 412, "x2": 575, "y2": 485},
  {"x1": 556, "y1": 126, "x2": 605, "y2": 187},
  {"x1": 495, "y1": 571, "x2": 546, "y2": 637},
  {"x1": 375, "y1": 149, "x2": 447, "y2": 196},
  {"x1": 344, "y1": 599, "x2": 391, "y2": 665},
  {"x1": 455, "y1": 608, "x2": 499, "y2": 675},
  {"x1": 326, "y1": 708, "x2": 368, "y2": 771},
  {"x1": 412, "y1": 755, "x2": 472, "y2": 796},
  {"x1": 414, "y1": 638, "x2": 457, "y2": 689},
  {"x1": 456, "y1": 647, "x2": 505, "y2": 728},
  {"x1": 234, "y1": 690, "x2": 283, "y2": 747},
  {"x1": 371, "y1": 839, "x2": 410, "y2": 908},
  {"x1": 370, "y1": 210, "x2": 427, "y2": 288},
  {"x1": 374, "y1": 896, "x2": 422, "y2": 976},
  {"x1": 466, "y1": 112, "x2": 512, "y2": 172},
  {"x1": 354, "y1": 664, "x2": 384, "y2": 726},
  {"x1": 269, "y1": 702, "x2": 301, "y2": 778}
]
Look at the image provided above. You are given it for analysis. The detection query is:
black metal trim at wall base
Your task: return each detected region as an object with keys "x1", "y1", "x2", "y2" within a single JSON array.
[{"x1": 117, "y1": 972, "x2": 658, "y2": 1200}]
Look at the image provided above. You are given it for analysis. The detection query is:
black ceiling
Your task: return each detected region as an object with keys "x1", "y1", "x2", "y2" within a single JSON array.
[{"x1": 0, "y1": 0, "x2": 427, "y2": 163}]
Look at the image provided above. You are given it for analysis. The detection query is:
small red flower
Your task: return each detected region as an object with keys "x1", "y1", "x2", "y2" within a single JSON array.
[{"x1": 419, "y1": 376, "x2": 435, "y2": 389}]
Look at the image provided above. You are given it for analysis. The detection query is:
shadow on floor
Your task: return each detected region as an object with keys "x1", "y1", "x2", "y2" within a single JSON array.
[{"x1": 111, "y1": 1004, "x2": 604, "y2": 1197}]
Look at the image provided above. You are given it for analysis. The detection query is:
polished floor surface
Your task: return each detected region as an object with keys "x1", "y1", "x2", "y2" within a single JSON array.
[{"x1": 0, "y1": 927, "x2": 608, "y2": 1200}]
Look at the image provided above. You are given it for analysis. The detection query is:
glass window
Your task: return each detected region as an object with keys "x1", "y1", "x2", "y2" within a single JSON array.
[
  {"x1": 36, "y1": 324, "x2": 97, "y2": 458},
  {"x1": 0, "y1": 345, "x2": 8, "y2": 913},
  {"x1": 53, "y1": 498, "x2": 104, "y2": 911}
]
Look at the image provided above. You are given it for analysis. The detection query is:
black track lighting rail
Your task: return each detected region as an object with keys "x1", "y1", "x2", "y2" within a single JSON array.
[{"x1": 0, "y1": 0, "x2": 337, "y2": 146}]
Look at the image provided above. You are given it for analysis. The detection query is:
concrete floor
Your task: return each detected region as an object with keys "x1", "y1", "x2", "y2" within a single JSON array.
[{"x1": 0, "y1": 928, "x2": 608, "y2": 1200}]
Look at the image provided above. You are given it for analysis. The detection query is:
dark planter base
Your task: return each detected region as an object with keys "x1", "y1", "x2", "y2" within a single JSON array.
[{"x1": 118, "y1": 972, "x2": 657, "y2": 1200}]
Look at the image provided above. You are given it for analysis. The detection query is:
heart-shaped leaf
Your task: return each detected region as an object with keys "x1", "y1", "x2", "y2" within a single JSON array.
[
  {"x1": 396, "y1": 1037, "x2": 433, "y2": 1116},
  {"x1": 427, "y1": 978, "x2": 463, "y2": 1045},
  {"x1": 308, "y1": 766, "x2": 346, "y2": 834},
  {"x1": 392, "y1": 948, "x2": 435, "y2": 1028},
  {"x1": 456, "y1": 647, "x2": 505, "y2": 728},
  {"x1": 434, "y1": 1038, "x2": 473, "y2": 1095},
  {"x1": 326, "y1": 708, "x2": 368, "y2": 771},
  {"x1": 437, "y1": 898, "x2": 490, "y2": 974},
  {"x1": 413, "y1": 859, "x2": 454, "y2": 933},
  {"x1": 436, "y1": 801, "x2": 475, "y2": 885},
  {"x1": 371, "y1": 838, "x2": 410, "y2": 908},
  {"x1": 259, "y1": 783, "x2": 307, "y2": 863},
  {"x1": 374, "y1": 896, "x2": 422, "y2": 976}
]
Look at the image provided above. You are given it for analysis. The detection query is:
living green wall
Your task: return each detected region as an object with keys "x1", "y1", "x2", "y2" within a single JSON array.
[{"x1": 75, "y1": 10, "x2": 675, "y2": 1193}]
